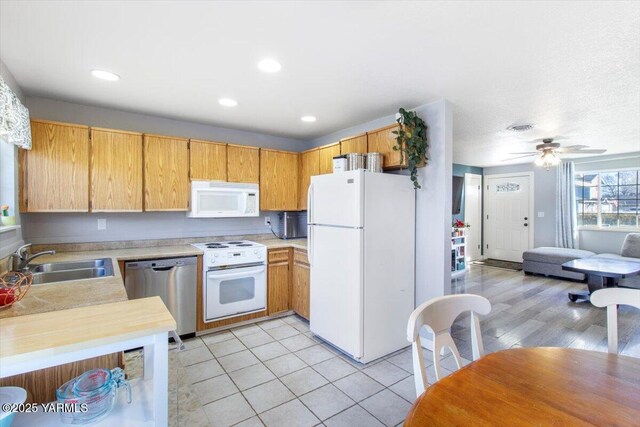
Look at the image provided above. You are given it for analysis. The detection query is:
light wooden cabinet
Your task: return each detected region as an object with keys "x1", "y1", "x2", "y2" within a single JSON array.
[
  {"x1": 367, "y1": 124, "x2": 405, "y2": 169},
  {"x1": 292, "y1": 249, "x2": 310, "y2": 320},
  {"x1": 268, "y1": 249, "x2": 291, "y2": 315},
  {"x1": 298, "y1": 149, "x2": 319, "y2": 210},
  {"x1": 318, "y1": 143, "x2": 340, "y2": 175},
  {"x1": 227, "y1": 144, "x2": 260, "y2": 184},
  {"x1": 90, "y1": 128, "x2": 143, "y2": 212},
  {"x1": 143, "y1": 134, "x2": 190, "y2": 211},
  {"x1": 190, "y1": 139, "x2": 227, "y2": 181},
  {"x1": 340, "y1": 133, "x2": 368, "y2": 155},
  {"x1": 20, "y1": 120, "x2": 89, "y2": 212},
  {"x1": 260, "y1": 149, "x2": 299, "y2": 211}
]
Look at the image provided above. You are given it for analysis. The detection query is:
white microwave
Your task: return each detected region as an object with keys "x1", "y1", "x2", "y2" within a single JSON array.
[{"x1": 187, "y1": 181, "x2": 259, "y2": 218}]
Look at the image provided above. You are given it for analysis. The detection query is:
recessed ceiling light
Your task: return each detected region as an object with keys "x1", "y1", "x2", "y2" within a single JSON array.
[
  {"x1": 258, "y1": 59, "x2": 282, "y2": 73},
  {"x1": 218, "y1": 98, "x2": 238, "y2": 107},
  {"x1": 91, "y1": 69, "x2": 120, "y2": 81},
  {"x1": 301, "y1": 116, "x2": 316, "y2": 122},
  {"x1": 506, "y1": 123, "x2": 535, "y2": 132}
]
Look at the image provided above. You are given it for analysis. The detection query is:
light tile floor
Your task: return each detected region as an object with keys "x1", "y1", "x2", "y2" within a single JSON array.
[{"x1": 125, "y1": 265, "x2": 640, "y2": 427}]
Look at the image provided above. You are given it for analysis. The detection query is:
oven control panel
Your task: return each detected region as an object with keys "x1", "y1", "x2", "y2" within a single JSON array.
[{"x1": 205, "y1": 247, "x2": 266, "y2": 267}]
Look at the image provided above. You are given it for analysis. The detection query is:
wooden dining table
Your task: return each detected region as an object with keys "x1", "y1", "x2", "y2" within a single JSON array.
[{"x1": 404, "y1": 347, "x2": 640, "y2": 426}]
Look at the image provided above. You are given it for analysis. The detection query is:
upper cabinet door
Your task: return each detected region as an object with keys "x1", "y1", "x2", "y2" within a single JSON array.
[
  {"x1": 143, "y1": 134, "x2": 189, "y2": 211},
  {"x1": 260, "y1": 149, "x2": 299, "y2": 211},
  {"x1": 22, "y1": 120, "x2": 89, "y2": 212},
  {"x1": 340, "y1": 133, "x2": 368, "y2": 154},
  {"x1": 318, "y1": 143, "x2": 340, "y2": 174},
  {"x1": 90, "y1": 128, "x2": 143, "y2": 212},
  {"x1": 227, "y1": 144, "x2": 260, "y2": 184},
  {"x1": 367, "y1": 124, "x2": 405, "y2": 169},
  {"x1": 298, "y1": 149, "x2": 320, "y2": 210},
  {"x1": 190, "y1": 139, "x2": 227, "y2": 181}
]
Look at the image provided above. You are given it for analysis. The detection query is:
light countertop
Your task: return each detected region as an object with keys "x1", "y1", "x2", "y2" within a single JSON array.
[{"x1": 0, "y1": 238, "x2": 307, "y2": 319}]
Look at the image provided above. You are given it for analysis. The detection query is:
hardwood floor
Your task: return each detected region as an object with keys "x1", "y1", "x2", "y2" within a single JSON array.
[{"x1": 451, "y1": 265, "x2": 640, "y2": 359}]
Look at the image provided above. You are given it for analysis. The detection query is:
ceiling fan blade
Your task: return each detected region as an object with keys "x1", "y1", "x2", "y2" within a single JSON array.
[
  {"x1": 502, "y1": 154, "x2": 538, "y2": 161},
  {"x1": 507, "y1": 152, "x2": 539, "y2": 155},
  {"x1": 556, "y1": 145, "x2": 587, "y2": 152},
  {"x1": 566, "y1": 149, "x2": 607, "y2": 154}
]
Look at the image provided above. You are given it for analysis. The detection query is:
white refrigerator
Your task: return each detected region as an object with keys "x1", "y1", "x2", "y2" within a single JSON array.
[{"x1": 308, "y1": 169, "x2": 415, "y2": 363}]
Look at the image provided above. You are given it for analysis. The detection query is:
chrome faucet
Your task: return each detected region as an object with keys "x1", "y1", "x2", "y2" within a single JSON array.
[{"x1": 11, "y1": 243, "x2": 56, "y2": 272}]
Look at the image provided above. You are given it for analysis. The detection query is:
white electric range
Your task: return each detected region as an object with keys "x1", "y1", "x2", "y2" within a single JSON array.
[{"x1": 192, "y1": 240, "x2": 267, "y2": 322}]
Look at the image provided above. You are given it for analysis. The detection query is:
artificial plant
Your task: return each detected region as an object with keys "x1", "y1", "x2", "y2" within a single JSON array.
[{"x1": 392, "y1": 107, "x2": 428, "y2": 189}]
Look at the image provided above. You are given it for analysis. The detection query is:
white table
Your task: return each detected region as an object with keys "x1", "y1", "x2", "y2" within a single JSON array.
[{"x1": 0, "y1": 297, "x2": 176, "y2": 427}]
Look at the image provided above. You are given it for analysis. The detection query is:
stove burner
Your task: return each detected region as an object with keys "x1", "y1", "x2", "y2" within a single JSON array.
[
  {"x1": 236, "y1": 243, "x2": 253, "y2": 247},
  {"x1": 206, "y1": 244, "x2": 228, "y2": 249},
  {"x1": 227, "y1": 241, "x2": 244, "y2": 244}
]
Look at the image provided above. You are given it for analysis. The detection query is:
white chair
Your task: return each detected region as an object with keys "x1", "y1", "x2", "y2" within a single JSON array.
[
  {"x1": 407, "y1": 294, "x2": 491, "y2": 396},
  {"x1": 590, "y1": 288, "x2": 640, "y2": 354}
]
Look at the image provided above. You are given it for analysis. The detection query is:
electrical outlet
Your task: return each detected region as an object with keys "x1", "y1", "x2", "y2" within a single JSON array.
[
  {"x1": 537, "y1": 212, "x2": 545, "y2": 218},
  {"x1": 97, "y1": 218, "x2": 107, "y2": 230},
  {"x1": 264, "y1": 216, "x2": 271, "y2": 226}
]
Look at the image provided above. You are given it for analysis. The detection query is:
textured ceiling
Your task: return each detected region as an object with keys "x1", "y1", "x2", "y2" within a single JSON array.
[{"x1": 1, "y1": 1, "x2": 639, "y2": 166}]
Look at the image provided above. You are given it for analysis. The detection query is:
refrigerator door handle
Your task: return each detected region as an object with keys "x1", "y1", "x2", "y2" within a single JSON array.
[
  {"x1": 307, "y1": 182, "x2": 313, "y2": 224},
  {"x1": 308, "y1": 225, "x2": 313, "y2": 267},
  {"x1": 307, "y1": 182, "x2": 313, "y2": 267}
]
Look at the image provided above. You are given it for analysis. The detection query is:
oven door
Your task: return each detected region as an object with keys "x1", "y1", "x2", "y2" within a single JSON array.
[{"x1": 205, "y1": 263, "x2": 267, "y2": 321}]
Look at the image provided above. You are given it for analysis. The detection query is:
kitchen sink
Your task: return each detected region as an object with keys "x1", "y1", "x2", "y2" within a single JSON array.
[
  {"x1": 28, "y1": 258, "x2": 114, "y2": 285},
  {"x1": 30, "y1": 259, "x2": 110, "y2": 273}
]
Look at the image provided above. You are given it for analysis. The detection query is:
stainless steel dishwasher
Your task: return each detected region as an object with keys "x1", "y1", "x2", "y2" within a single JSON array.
[{"x1": 125, "y1": 257, "x2": 197, "y2": 336}]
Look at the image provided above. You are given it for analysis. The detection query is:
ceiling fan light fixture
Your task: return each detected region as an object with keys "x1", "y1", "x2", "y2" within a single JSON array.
[
  {"x1": 506, "y1": 123, "x2": 535, "y2": 132},
  {"x1": 535, "y1": 151, "x2": 561, "y2": 169}
]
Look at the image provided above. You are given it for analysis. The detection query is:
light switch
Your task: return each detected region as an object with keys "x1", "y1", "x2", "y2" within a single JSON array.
[
  {"x1": 97, "y1": 218, "x2": 107, "y2": 230},
  {"x1": 537, "y1": 212, "x2": 545, "y2": 218}
]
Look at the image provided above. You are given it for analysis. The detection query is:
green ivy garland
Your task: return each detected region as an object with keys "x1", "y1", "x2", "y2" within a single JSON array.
[{"x1": 392, "y1": 108, "x2": 428, "y2": 189}]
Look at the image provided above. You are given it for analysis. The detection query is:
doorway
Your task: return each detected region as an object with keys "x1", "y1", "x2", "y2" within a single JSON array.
[
  {"x1": 483, "y1": 173, "x2": 534, "y2": 263},
  {"x1": 464, "y1": 173, "x2": 482, "y2": 261}
]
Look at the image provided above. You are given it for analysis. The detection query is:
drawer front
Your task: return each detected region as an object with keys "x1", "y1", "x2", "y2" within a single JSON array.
[
  {"x1": 268, "y1": 248, "x2": 290, "y2": 263},
  {"x1": 293, "y1": 249, "x2": 309, "y2": 266}
]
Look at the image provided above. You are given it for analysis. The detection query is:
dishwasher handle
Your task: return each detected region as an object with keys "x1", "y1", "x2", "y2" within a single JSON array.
[{"x1": 151, "y1": 266, "x2": 175, "y2": 272}]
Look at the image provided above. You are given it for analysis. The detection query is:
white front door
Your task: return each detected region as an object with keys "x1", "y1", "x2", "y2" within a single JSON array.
[
  {"x1": 484, "y1": 174, "x2": 533, "y2": 262},
  {"x1": 464, "y1": 173, "x2": 482, "y2": 261}
]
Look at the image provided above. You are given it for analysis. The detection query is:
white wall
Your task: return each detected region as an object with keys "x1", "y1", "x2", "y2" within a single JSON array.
[{"x1": 307, "y1": 100, "x2": 453, "y2": 304}]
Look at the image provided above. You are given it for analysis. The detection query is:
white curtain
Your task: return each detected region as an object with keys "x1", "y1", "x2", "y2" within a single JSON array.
[
  {"x1": 556, "y1": 161, "x2": 577, "y2": 248},
  {"x1": 0, "y1": 76, "x2": 31, "y2": 149}
]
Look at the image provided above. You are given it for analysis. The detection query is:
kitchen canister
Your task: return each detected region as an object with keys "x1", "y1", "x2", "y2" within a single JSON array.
[
  {"x1": 346, "y1": 153, "x2": 366, "y2": 171},
  {"x1": 366, "y1": 152, "x2": 383, "y2": 172},
  {"x1": 332, "y1": 155, "x2": 347, "y2": 173}
]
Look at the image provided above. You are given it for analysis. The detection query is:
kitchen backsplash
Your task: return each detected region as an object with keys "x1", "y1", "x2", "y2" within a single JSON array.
[{"x1": 22, "y1": 212, "x2": 282, "y2": 245}]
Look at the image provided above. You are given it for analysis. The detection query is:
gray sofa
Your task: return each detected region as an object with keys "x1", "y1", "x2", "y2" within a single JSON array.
[{"x1": 523, "y1": 233, "x2": 640, "y2": 286}]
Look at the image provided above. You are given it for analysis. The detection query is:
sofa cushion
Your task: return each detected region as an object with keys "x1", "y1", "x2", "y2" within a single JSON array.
[
  {"x1": 621, "y1": 233, "x2": 640, "y2": 259},
  {"x1": 523, "y1": 247, "x2": 595, "y2": 265}
]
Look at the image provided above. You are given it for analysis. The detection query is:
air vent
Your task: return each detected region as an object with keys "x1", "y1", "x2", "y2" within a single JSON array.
[{"x1": 506, "y1": 123, "x2": 535, "y2": 132}]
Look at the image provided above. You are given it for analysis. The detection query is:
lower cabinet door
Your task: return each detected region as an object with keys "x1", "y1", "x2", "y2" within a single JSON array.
[
  {"x1": 268, "y1": 261, "x2": 290, "y2": 315},
  {"x1": 292, "y1": 260, "x2": 310, "y2": 320}
]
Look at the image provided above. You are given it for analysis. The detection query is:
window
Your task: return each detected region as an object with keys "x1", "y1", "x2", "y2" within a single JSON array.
[{"x1": 575, "y1": 170, "x2": 639, "y2": 228}]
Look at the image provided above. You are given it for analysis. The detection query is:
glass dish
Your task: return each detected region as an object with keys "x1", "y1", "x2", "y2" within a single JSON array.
[{"x1": 56, "y1": 368, "x2": 131, "y2": 425}]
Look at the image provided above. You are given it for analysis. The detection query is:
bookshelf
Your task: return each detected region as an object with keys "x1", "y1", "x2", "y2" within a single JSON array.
[{"x1": 451, "y1": 227, "x2": 469, "y2": 278}]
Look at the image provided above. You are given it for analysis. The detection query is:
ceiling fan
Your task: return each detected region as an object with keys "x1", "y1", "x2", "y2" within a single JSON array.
[{"x1": 504, "y1": 138, "x2": 607, "y2": 168}]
